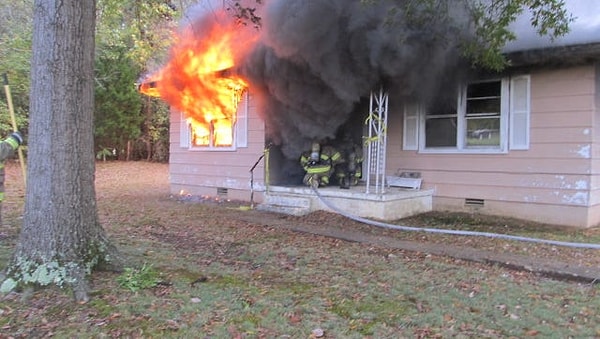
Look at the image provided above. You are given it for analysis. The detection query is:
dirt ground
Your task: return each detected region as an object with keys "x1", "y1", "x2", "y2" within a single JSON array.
[{"x1": 3, "y1": 160, "x2": 600, "y2": 283}]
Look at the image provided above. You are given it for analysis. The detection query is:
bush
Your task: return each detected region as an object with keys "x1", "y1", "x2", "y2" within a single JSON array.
[{"x1": 116, "y1": 263, "x2": 160, "y2": 292}]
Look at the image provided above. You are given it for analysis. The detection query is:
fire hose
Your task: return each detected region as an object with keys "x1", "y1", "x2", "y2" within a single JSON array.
[
  {"x1": 2, "y1": 73, "x2": 26, "y2": 186},
  {"x1": 311, "y1": 186, "x2": 600, "y2": 250}
]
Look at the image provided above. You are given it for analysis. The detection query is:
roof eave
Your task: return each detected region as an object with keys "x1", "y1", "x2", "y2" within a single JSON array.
[{"x1": 505, "y1": 42, "x2": 600, "y2": 69}]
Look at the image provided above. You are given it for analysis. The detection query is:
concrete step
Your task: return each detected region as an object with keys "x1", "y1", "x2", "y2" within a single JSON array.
[
  {"x1": 258, "y1": 186, "x2": 433, "y2": 220},
  {"x1": 258, "y1": 193, "x2": 313, "y2": 216},
  {"x1": 263, "y1": 194, "x2": 312, "y2": 209},
  {"x1": 256, "y1": 204, "x2": 311, "y2": 216}
]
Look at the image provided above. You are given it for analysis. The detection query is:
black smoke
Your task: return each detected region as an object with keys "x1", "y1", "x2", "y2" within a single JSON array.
[{"x1": 238, "y1": 0, "x2": 475, "y2": 160}]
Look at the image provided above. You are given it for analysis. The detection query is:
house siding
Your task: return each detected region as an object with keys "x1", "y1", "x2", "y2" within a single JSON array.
[
  {"x1": 589, "y1": 62, "x2": 600, "y2": 223},
  {"x1": 388, "y1": 64, "x2": 599, "y2": 227},
  {"x1": 168, "y1": 93, "x2": 266, "y2": 202},
  {"x1": 165, "y1": 63, "x2": 600, "y2": 228}
]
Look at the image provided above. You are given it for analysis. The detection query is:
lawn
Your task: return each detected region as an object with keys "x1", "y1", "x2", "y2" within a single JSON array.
[{"x1": 0, "y1": 161, "x2": 599, "y2": 338}]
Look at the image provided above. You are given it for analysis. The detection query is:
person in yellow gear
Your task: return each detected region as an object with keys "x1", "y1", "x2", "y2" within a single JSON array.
[
  {"x1": 300, "y1": 141, "x2": 343, "y2": 188},
  {"x1": 336, "y1": 143, "x2": 363, "y2": 189},
  {"x1": 0, "y1": 131, "x2": 23, "y2": 225}
]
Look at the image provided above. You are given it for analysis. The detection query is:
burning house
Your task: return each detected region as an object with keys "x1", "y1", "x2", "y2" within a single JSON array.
[{"x1": 141, "y1": 1, "x2": 600, "y2": 228}]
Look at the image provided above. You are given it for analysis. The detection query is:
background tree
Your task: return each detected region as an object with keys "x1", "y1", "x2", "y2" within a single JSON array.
[
  {"x1": 95, "y1": 0, "x2": 181, "y2": 161},
  {"x1": 0, "y1": 0, "x2": 175, "y2": 162},
  {"x1": 94, "y1": 46, "x2": 144, "y2": 161},
  {"x1": 1, "y1": 0, "x2": 120, "y2": 302}
]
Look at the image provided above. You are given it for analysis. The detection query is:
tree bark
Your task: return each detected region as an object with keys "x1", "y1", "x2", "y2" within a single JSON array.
[{"x1": 2, "y1": 0, "x2": 121, "y2": 302}]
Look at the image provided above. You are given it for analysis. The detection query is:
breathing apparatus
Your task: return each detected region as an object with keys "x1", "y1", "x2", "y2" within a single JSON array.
[{"x1": 309, "y1": 142, "x2": 320, "y2": 165}]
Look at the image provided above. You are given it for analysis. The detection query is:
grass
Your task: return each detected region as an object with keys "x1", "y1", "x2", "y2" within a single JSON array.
[{"x1": 0, "y1": 161, "x2": 600, "y2": 337}]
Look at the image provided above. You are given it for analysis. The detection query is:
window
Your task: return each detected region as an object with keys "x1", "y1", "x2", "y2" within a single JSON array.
[
  {"x1": 465, "y1": 81, "x2": 502, "y2": 148},
  {"x1": 180, "y1": 90, "x2": 249, "y2": 150},
  {"x1": 403, "y1": 75, "x2": 530, "y2": 153}
]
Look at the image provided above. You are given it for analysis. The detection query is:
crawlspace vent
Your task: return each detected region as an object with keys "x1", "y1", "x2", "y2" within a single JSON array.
[
  {"x1": 465, "y1": 198, "x2": 484, "y2": 206},
  {"x1": 217, "y1": 187, "x2": 228, "y2": 197}
]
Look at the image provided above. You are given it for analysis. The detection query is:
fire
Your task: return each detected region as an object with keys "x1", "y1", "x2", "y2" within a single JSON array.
[{"x1": 139, "y1": 10, "x2": 257, "y2": 147}]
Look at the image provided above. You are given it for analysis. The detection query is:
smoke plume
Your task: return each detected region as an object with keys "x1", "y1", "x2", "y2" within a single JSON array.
[{"x1": 238, "y1": 0, "x2": 475, "y2": 159}]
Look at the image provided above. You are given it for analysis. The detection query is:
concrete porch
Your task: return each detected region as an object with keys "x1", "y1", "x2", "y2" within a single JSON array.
[{"x1": 257, "y1": 184, "x2": 433, "y2": 221}]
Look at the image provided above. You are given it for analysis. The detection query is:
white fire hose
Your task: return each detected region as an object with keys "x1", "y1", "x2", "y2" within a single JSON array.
[{"x1": 311, "y1": 186, "x2": 600, "y2": 250}]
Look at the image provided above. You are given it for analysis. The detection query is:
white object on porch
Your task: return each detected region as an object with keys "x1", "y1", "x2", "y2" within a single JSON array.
[{"x1": 386, "y1": 171, "x2": 422, "y2": 190}]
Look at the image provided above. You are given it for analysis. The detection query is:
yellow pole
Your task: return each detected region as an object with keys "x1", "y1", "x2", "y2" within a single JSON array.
[{"x1": 2, "y1": 74, "x2": 26, "y2": 187}]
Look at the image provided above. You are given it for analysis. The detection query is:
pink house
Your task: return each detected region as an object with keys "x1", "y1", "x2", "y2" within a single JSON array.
[
  {"x1": 165, "y1": 2, "x2": 600, "y2": 228},
  {"x1": 167, "y1": 42, "x2": 600, "y2": 228}
]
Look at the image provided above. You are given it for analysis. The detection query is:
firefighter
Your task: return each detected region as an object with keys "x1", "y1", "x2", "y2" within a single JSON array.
[
  {"x1": 0, "y1": 131, "x2": 23, "y2": 225},
  {"x1": 300, "y1": 141, "x2": 343, "y2": 188},
  {"x1": 336, "y1": 143, "x2": 363, "y2": 189}
]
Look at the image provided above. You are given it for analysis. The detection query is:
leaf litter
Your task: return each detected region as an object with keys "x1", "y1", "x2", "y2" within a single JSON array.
[{"x1": 0, "y1": 161, "x2": 599, "y2": 337}]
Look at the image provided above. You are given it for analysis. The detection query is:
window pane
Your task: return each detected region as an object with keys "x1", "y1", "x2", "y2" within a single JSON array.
[
  {"x1": 426, "y1": 102, "x2": 456, "y2": 116},
  {"x1": 192, "y1": 124, "x2": 211, "y2": 146},
  {"x1": 425, "y1": 117, "x2": 457, "y2": 147},
  {"x1": 466, "y1": 97, "x2": 500, "y2": 115},
  {"x1": 466, "y1": 117, "x2": 500, "y2": 146},
  {"x1": 213, "y1": 119, "x2": 233, "y2": 147},
  {"x1": 466, "y1": 81, "x2": 501, "y2": 116},
  {"x1": 467, "y1": 81, "x2": 501, "y2": 98},
  {"x1": 190, "y1": 118, "x2": 234, "y2": 147}
]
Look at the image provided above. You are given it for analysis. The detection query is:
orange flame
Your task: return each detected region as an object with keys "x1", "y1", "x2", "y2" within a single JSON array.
[{"x1": 140, "y1": 10, "x2": 257, "y2": 147}]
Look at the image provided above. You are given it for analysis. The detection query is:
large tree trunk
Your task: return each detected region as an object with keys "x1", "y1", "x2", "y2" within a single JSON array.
[{"x1": 1, "y1": 0, "x2": 121, "y2": 302}]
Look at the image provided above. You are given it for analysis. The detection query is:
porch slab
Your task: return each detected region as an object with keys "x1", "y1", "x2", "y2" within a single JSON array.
[{"x1": 258, "y1": 184, "x2": 433, "y2": 221}]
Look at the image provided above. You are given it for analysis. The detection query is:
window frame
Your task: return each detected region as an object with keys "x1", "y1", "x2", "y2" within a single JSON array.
[
  {"x1": 413, "y1": 77, "x2": 520, "y2": 154},
  {"x1": 180, "y1": 90, "x2": 249, "y2": 151}
]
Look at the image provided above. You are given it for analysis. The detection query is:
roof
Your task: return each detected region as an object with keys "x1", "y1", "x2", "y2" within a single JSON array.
[{"x1": 506, "y1": 42, "x2": 600, "y2": 67}]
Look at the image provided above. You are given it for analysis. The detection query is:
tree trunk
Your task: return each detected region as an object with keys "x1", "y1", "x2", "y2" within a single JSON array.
[
  {"x1": 144, "y1": 96, "x2": 153, "y2": 161},
  {"x1": 126, "y1": 140, "x2": 132, "y2": 161},
  {"x1": 146, "y1": 139, "x2": 152, "y2": 161},
  {"x1": 1, "y1": 0, "x2": 121, "y2": 302}
]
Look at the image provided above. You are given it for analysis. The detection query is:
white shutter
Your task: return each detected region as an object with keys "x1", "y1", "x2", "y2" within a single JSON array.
[
  {"x1": 235, "y1": 91, "x2": 249, "y2": 148},
  {"x1": 179, "y1": 112, "x2": 190, "y2": 148},
  {"x1": 403, "y1": 102, "x2": 419, "y2": 150},
  {"x1": 509, "y1": 75, "x2": 530, "y2": 150}
]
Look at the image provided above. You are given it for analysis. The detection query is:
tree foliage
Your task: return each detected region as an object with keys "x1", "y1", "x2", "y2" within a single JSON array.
[
  {"x1": 0, "y1": 0, "x2": 32, "y2": 135},
  {"x1": 0, "y1": 0, "x2": 185, "y2": 162},
  {"x1": 364, "y1": 0, "x2": 573, "y2": 71},
  {"x1": 94, "y1": 46, "x2": 144, "y2": 158},
  {"x1": 94, "y1": 0, "x2": 181, "y2": 161},
  {"x1": 464, "y1": 0, "x2": 572, "y2": 70}
]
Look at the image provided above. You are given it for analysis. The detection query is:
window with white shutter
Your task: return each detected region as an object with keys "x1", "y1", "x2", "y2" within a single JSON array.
[
  {"x1": 509, "y1": 75, "x2": 531, "y2": 150},
  {"x1": 235, "y1": 91, "x2": 249, "y2": 148},
  {"x1": 403, "y1": 75, "x2": 528, "y2": 154},
  {"x1": 403, "y1": 102, "x2": 420, "y2": 150},
  {"x1": 180, "y1": 90, "x2": 249, "y2": 151},
  {"x1": 180, "y1": 112, "x2": 190, "y2": 148}
]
